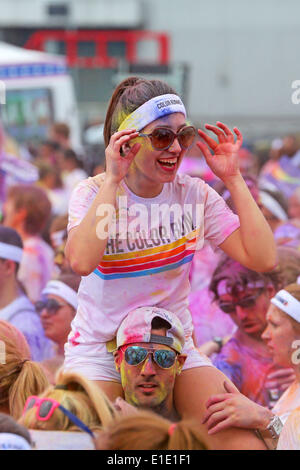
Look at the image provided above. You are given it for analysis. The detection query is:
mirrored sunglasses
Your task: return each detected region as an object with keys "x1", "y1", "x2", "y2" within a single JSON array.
[
  {"x1": 139, "y1": 126, "x2": 197, "y2": 151},
  {"x1": 123, "y1": 345, "x2": 177, "y2": 369}
]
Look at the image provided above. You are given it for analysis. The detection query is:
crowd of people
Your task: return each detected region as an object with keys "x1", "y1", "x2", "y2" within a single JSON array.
[{"x1": 0, "y1": 76, "x2": 299, "y2": 450}]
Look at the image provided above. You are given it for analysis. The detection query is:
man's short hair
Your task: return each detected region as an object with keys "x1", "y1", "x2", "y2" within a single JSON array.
[
  {"x1": 58, "y1": 273, "x2": 81, "y2": 293},
  {"x1": 151, "y1": 316, "x2": 171, "y2": 331},
  {"x1": 7, "y1": 185, "x2": 51, "y2": 236}
]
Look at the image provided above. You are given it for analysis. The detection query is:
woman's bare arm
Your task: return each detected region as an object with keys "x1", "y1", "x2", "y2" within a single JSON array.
[
  {"x1": 65, "y1": 129, "x2": 140, "y2": 275},
  {"x1": 198, "y1": 122, "x2": 276, "y2": 273}
]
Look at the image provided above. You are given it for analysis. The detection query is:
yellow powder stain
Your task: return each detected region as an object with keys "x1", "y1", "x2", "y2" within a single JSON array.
[
  {"x1": 163, "y1": 267, "x2": 182, "y2": 280},
  {"x1": 150, "y1": 290, "x2": 166, "y2": 297}
]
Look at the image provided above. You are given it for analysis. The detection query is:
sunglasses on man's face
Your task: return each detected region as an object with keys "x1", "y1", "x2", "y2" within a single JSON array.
[
  {"x1": 138, "y1": 126, "x2": 197, "y2": 151},
  {"x1": 23, "y1": 396, "x2": 94, "y2": 438},
  {"x1": 35, "y1": 298, "x2": 66, "y2": 315},
  {"x1": 217, "y1": 290, "x2": 264, "y2": 314},
  {"x1": 123, "y1": 345, "x2": 178, "y2": 369}
]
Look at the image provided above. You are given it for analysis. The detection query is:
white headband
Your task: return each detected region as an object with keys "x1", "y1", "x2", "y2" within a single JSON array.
[
  {"x1": 118, "y1": 94, "x2": 187, "y2": 132},
  {"x1": 0, "y1": 433, "x2": 31, "y2": 450},
  {"x1": 0, "y1": 242, "x2": 23, "y2": 263},
  {"x1": 271, "y1": 289, "x2": 300, "y2": 323},
  {"x1": 259, "y1": 191, "x2": 288, "y2": 221},
  {"x1": 42, "y1": 280, "x2": 78, "y2": 310},
  {"x1": 217, "y1": 279, "x2": 266, "y2": 296}
]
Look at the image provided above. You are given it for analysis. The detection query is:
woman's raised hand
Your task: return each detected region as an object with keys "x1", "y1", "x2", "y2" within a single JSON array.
[
  {"x1": 105, "y1": 129, "x2": 141, "y2": 185},
  {"x1": 197, "y1": 122, "x2": 243, "y2": 183},
  {"x1": 202, "y1": 380, "x2": 273, "y2": 434}
]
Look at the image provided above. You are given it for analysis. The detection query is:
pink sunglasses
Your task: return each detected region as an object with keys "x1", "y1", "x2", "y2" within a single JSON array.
[{"x1": 23, "y1": 395, "x2": 94, "y2": 437}]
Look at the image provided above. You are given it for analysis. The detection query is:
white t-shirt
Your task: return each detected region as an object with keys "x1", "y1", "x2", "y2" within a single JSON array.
[
  {"x1": 65, "y1": 173, "x2": 239, "y2": 363},
  {"x1": 272, "y1": 381, "x2": 300, "y2": 425},
  {"x1": 18, "y1": 236, "x2": 54, "y2": 303},
  {"x1": 277, "y1": 406, "x2": 300, "y2": 450},
  {"x1": 0, "y1": 295, "x2": 54, "y2": 362}
]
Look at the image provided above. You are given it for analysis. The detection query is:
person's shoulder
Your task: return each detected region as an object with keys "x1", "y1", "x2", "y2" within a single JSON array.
[
  {"x1": 3, "y1": 295, "x2": 35, "y2": 315},
  {"x1": 23, "y1": 237, "x2": 54, "y2": 258},
  {"x1": 9, "y1": 297, "x2": 40, "y2": 323},
  {"x1": 9, "y1": 307, "x2": 43, "y2": 336}
]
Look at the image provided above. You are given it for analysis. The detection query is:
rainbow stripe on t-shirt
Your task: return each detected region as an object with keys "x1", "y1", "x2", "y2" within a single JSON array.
[{"x1": 93, "y1": 229, "x2": 200, "y2": 280}]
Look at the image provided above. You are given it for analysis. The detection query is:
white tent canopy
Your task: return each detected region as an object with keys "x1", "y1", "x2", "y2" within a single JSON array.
[{"x1": 0, "y1": 41, "x2": 65, "y2": 66}]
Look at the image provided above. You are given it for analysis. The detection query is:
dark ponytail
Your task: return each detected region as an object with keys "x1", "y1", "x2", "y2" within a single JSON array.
[{"x1": 104, "y1": 76, "x2": 177, "y2": 146}]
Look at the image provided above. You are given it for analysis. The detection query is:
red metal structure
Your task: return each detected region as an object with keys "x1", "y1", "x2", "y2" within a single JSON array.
[{"x1": 24, "y1": 30, "x2": 170, "y2": 68}]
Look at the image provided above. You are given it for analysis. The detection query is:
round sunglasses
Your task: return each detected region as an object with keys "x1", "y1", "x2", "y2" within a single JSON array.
[
  {"x1": 217, "y1": 290, "x2": 264, "y2": 314},
  {"x1": 138, "y1": 126, "x2": 197, "y2": 151},
  {"x1": 123, "y1": 345, "x2": 178, "y2": 369}
]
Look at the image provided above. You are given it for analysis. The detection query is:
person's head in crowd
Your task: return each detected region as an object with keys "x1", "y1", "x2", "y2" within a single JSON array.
[
  {"x1": 3, "y1": 185, "x2": 51, "y2": 239},
  {"x1": 0, "y1": 320, "x2": 49, "y2": 419},
  {"x1": 268, "y1": 138, "x2": 283, "y2": 161},
  {"x1": 49, "y1": 215, "x2": 72, "y2": 273},
  {"x1": 0, "y1": 226, "x2": 23, "y2": 295},
  {"x1": 113, "y1": 307, "x2": 186, "y2": 420},
  {"x1": 37, "y1": 140, "x2": 62, "y2": 165},
  {"x1": 95, "y1": 410, "x2": 206, "y2": 450},
  {"x1": 262, "y1": 283, "x2": 300, "y2": 370},
  {"x1": 281, "y1": 135, "x2": 298, "y2": 158},
  {"x1": 49, "y1": 215, "x2": 68, "y2": 250},
  {"x1": 288, "y1": 188, "x2": 300, "y2": 220},
  {"x1": 0, "y1": 413, "x2": 32, "y2": 450},
  {"x1": 215, "y1": 175, "x2": 259, "y2": 213},
  {"x1": 37, "y1": 163, "x2": 63, "y2": 190},
  {"x1": 36, "y1": 274, "x2": 80, "y2": 354},
  {"x1": 49, "y1": 122, "x2": 71, "y2": 149},
  {"x1": 258, "y1": 188, "x2": 288, "y2": 232},
  {"x1": 20, "y1": 369, "x2": 115, "y2": 435},
  {"x1": 60, "y1": 148, "x2": 83, "y2": 173},
  {"x1": 209, "y1": 255, "x2": 282, "y2": 341},
  {"x1": 277, "y1": 246, "x2": 300, "y2": 286}
]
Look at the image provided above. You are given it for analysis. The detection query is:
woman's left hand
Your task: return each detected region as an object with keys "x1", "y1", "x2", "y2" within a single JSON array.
[
  {"x1": 197, "y1": 122, "x2": 243, "y2": 182},
  {"x1": 202, "y1": 380, "x2": 273, "y2": 434}
]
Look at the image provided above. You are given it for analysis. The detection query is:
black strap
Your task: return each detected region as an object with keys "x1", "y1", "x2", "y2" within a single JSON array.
[{"x1": 149, "y1": 334, "x2": 173, "y2": 347}]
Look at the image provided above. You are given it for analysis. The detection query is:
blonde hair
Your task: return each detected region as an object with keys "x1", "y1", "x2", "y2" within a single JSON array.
[
  {"x1": 0, "y1": 320, "x2": 49, "y2": 419},
  {"x1": 20, "y1": 369, "x2": 116, "y2": 433},
  {"x1": 281, "y1": 283, "x2": 300, "y2": 334},
  {"x1": 96, "y1": 410, "x2": 206, "y2": 450}
]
